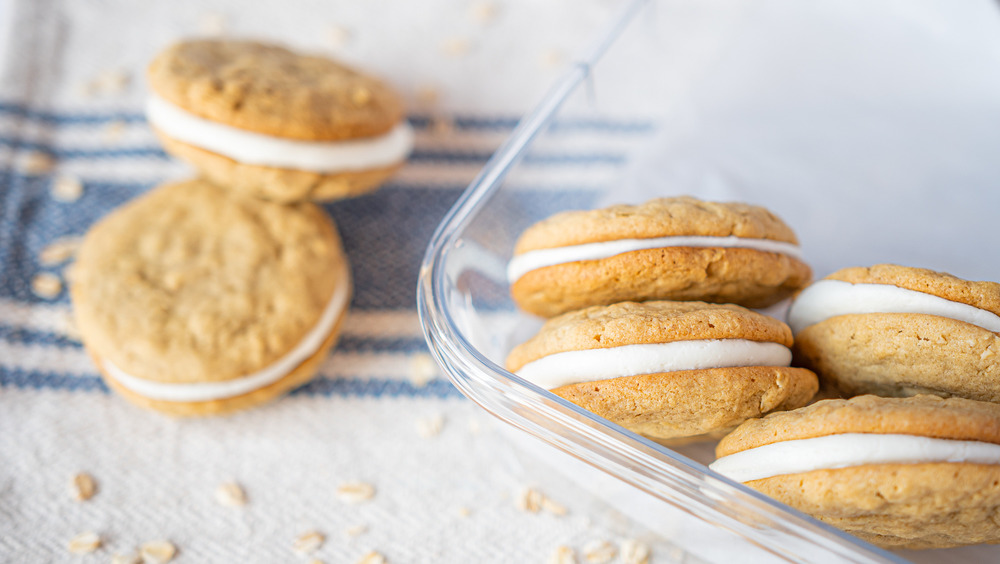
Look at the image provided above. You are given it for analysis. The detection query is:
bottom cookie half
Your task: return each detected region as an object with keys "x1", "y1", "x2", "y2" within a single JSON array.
[
  {"x1": 159, "y1": 133, "x2": 403, "y2": 203},
  {"x1": 747, "y1": 462, "x2": 1000, "y2": 549},
  {"x1": 794, "y1": 313, "x2": 1000, "y2": 403},
  {"x1": 511, "y1": 246, "x2": 811, "y2": 318},
  {"x1": 551, "y1": 366, "x2": 818, "y2": 441},
  {"x1": 94, "y1": 311, "x2": 347, "y2": 417}
]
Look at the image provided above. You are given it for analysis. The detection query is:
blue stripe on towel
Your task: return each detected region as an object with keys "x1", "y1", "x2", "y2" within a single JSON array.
[
  {"x1": 0, "y1": 323, "x2": 430, "y2": 355},
  {"x1": 0, "y1": 102, "x2": 653, "y2": 133},
  {"x1": 0, "y1": 369, "x2": 461, "y2": 398}
]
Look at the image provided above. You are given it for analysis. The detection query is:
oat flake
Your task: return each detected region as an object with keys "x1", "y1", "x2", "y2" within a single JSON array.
[
  {"x1": 67, "y1": 532, "x2": 101, "y2": 554},
  {"x1": 293, "y1": 531, "x2": 325, "y2": 555},
  {"x1": 70, "y1": 472, "x2": 97, "y2": 501},
  {"x1": 337, "y1": 481, "x2": 376, "y2": 503}
]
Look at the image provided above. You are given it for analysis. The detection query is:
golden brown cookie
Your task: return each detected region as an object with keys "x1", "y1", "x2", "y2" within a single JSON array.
[
  {"x1": 506, "y1": 301, "x2": 817, "y2": 441},
  {"x1": 712, "y1": 395, "x2": 1000, "y2": 549},
  {"x1": 507, "y1": 197, "x2": 811, "y2": 317},
  {"x1": 70, "y1": 179, "x2": 352, "y2": 416},
  {"x1": 787, "y1": 264, "x2": 1000, "y2": 402},
  {"x1": 146, "y1": 39, "x2": 412, "y2": 203}
]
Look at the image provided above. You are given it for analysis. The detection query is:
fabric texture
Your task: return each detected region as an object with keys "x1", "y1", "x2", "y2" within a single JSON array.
[{"x1": 0, "y1": 0, "x2": 673, "y2": 562}]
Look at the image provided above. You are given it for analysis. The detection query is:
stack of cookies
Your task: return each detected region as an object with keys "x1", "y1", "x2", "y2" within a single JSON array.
[
  {"x1": 505, "y1": 196, "x2": 817, "y2": 443},
  {"x1": 506, "y1": 197, "x2": 1000, "y2": 549},
  {"x1": 709, "y1": 263, "x2": 1000, "y2": 549},
  {"x1": 70, "y1": 39, "x2": 412, "y2": 416}
]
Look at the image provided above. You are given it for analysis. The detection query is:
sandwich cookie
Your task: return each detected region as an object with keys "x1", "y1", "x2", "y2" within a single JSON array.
[
  {"x1": 147, "y1": 39, "x2": 412, "y2": 203},
  {"x1": 508, "y1": 197, "x2": 812, "y2": 317},
  {"x1": 505, "y1": 301, "x2": 818, "y2": 441},
  {"x1": 70, "y1": 179, "x2": 351, "y2": 416},
  {"x1": 711, "y1": 394, "x2": 1000, "y2": 549},
  {"x1": 788, "y1": 264, "x2": 1000, "y2": 402}
]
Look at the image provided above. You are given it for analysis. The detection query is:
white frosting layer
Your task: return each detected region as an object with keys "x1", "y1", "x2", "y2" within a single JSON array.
[
  {"x1": 709, "y1": 433, "x2": 1000, "y2": 483},
  {"x1": 786, "y1": 279, "x2": 1000, "y2": 335},
  {"x1": 515, "y1": 339, "x2": 791, "y2": 390},
  {"x1": 507, "y1": 235, "x2": 803, "y2": 283},
  {"x1": 146, "y1": 95, "x2": 414, "y2": 172},
  {"x1": 105, "y1": 262, "x2": 351, "y2": 403}
]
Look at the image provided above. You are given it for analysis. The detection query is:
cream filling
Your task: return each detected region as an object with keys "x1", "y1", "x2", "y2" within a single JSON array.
[
  {"x1": 709, "y1": 433, "x2": 1000, "y2": 483},
  {"x1": 507, "y1": 236, "x2": 803, "y2": 283},
  {"x1": 105, "y1": 263, "x2": 351, "y2": 403},
  {"x1": 146, "y1": 95, "x2": 414, "y2": 172},
  {"x1": 786, "y1": 279, "x2": 1000, "y2": 335},
  {"x1": 515, "y1": 339, "x2": 791, "y2": 390}
]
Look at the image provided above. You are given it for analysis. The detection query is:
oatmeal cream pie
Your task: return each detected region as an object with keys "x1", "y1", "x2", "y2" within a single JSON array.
[
  {"x1": 505, "y1": 301, "x2": 818, "y2": 442},
  {"x1": 788, "y1": 264, "x2": 1000, "y2": 402},
  {"x1": 711, "y1": 394, "x2": 1000, "y2": 549},
  {"x1": 70, "y1": 179, "x2": 351, "y2": 416},
  {"x1": 507, "y1": 196, "x2": 812, "y2": 317},
  {"x1": 147, "y1": 39, "x2": 412, "y2": 202}
]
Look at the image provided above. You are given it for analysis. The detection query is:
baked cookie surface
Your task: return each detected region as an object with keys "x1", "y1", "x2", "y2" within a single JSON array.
[
  {"x1": 508, "y1": 197, "x2": 811, "y2": 317},
  {"x1": 146, "y1": 39, "x2": 412, "y2": 202},
  {"x1": 148, "y1": 39, "x2": 403, "y2": 140},
  {"x1": 71, "y1": 179, "x2": 351, "y2": 415},
  {"x1": 788, "y1": 264, "x2": 1000, "y2": 402},
  {"x1": 506, "y1": 301, "x2": 817, "y2": 441},
  {"x1": 712, "y1": 395, "x2": 1000, "y2": 549}
]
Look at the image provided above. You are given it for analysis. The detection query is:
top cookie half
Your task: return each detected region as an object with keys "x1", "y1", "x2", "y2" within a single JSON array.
[
  {"x1": 148, "y1": 39, "x2": 405, "y2": 141},
  {"x1": 71, "y1": 178, "x2": 347, "y2": 385},
  {"x1": 508, "y1": 197, "x2": 812, "y2": 317}
]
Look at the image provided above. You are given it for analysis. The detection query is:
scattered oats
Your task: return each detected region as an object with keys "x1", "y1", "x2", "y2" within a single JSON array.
[
  {"x1": 90, "y1": 69, "x2": 130, "y2": 96},
  {"x1": 541, "y1": 496, "x2": 568, "y2": 517},
  {"x1": 415, "y1": 85, "x2": 440, "y2": 108},
  {"x1": 40, "y1": 237, "x2": 81, "y2": 266},
  {"x1": 19, "y1": 151, "x2": 55, "y2": 174},
  {"x1": 103, "y1": 120, "x2": 127, "y2": 143},
  {"x1": 983, "y1": 347, "x2": 996, "y2": 360},
  {"x1": 540, "y1": 49, "x2": 567, "y2": 69},
  {"x1": 70, "y1": 472, "x2": 97, "y2": 502},
  {"x1": 351, "y1": 87, "x2": 372, "y2": 106},
  {"x1": 346, "y1": 524, "x2": 368, "y2": 537},
  {"x1": 516, "y1": 487, "x2": 543, "y2": 513},
  {"x1": 408, "y1": 353, "x2": 439, "y2": 387},
  {"x1": 356, "y1": 551, "x2": 386, "y2": 564},
  {"x1": 198, "y1": 12, "x2": 228, "y2": 36},
  {"x1": 215, "y1": 482, "x2": 247, "y2": 507},
  {"x1": 416, "y1": 413, "x2": 445, "y2": 438},
  {"x1": 547, "y1": 545, "x2": 576, "y2": 564},
  {"x1": 470, "y1": 1, "x2": 500, "y2": 25},
  {"x1": 430, "y1": 115, "x2": 455, "y2": 137},
  {"x1": 619, "y1": 539, "x2": 650, "y2": 564},
  {"x1": 52, "y1": 174, "x2": 84, "y2": 202},
  {"x1": 440, "y1": 37, "x2": 471, "y2": 57},
  {"x1": 139, "y1": 540, "x2": 176, "y2": 563},
  {"x1": 67, "y1": 532, "x2": 101, "y2": 554},
  {"x1": 456, "y1": 506, "x2": 471, "y2": 518},
  {"x1": 337, "y1": 481, "x2": 376, "y2": 503},
  {"x1": 293, "y1": 531, "x2": 325, "y2": 555},
  {"x1": 324, "y1": 25, "x2": 354, "y2": 49},
  {"x1": 582, "y1": 540, "x2": 616, "y2": 564},
  {"x1": 32, "y1": 273, "x2": 62, "y2": 299},
  {"x1": 309, "y1": 560, "x2": 325, "y2": 564},
  {"x1": 112, "y1": 553, "x2": 140, "y2": 564}
]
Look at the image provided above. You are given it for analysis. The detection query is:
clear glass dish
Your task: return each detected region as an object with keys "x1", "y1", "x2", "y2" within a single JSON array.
[{"x1": 418, "y1": 1, "x2": 1000, "y2": 561}]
